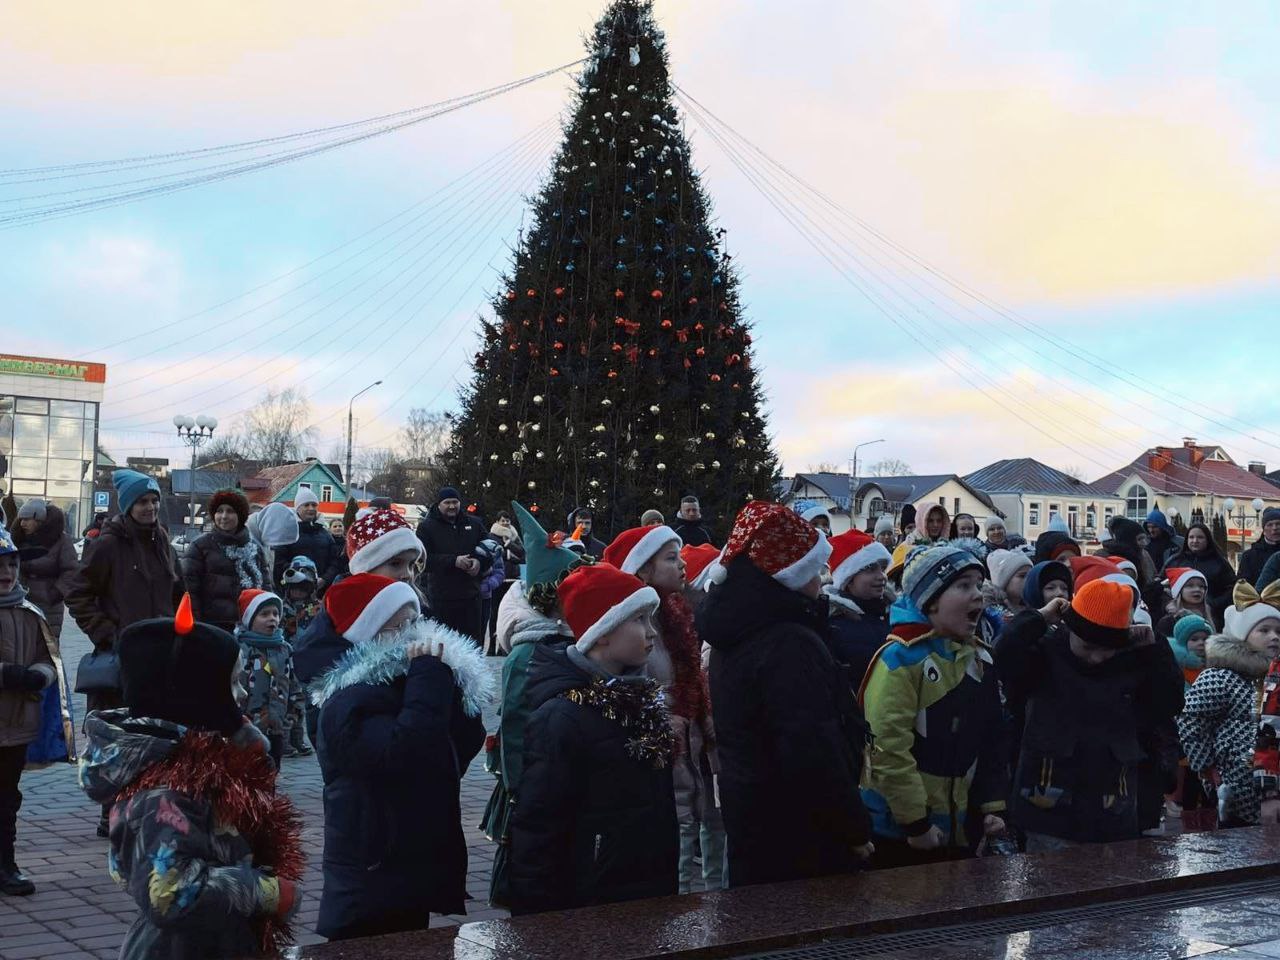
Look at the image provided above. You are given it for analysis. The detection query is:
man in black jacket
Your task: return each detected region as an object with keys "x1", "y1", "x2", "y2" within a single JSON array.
[
  {"x1": 564, "y1": 506, "x2": 608, "y2": 557},
  {"x1": 672, "y1": 495, "x2": 714, "y2": 547},
  {"x1": 1240, "y1": 507, "x2": 1280, "y2": 587},
  {"x1": 272, "y1": 487, "x2": 341, "y2": 592},
  {"x1": 416, "y1": 485, "x2": 486, "y2": 643}
]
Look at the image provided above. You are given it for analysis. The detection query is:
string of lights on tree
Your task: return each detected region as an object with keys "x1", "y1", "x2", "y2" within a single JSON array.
[{"x1": 448, "y1": 0, "x2": 778, "y2": 528}]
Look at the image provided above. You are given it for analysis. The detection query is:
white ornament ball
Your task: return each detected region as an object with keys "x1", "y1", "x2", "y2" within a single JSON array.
[
  {"x1": 705, "y1": 431, "x2": 716, "y2": 440},
  {"x1": 489, "y1": 453, "x2": 499, "y2": 461},
  {"x1": 594, "y1": 424, "x2": 607, "y2": 433},
  {"x1": 655, "y1": 433, "x2": 665, "y2": 441},
  {"x1": 712, "y1": 460, "x2": 721, "y2": 469},
  {"x1": 527, "y1": 481, "x2": 537, "y2": 489},
  {"x1": 498, "y1": 398, "x2": 508, "y2": 407},
  {"x1": 531, "y1": 424, "x2": 541, "y2": 432},
  {"x1": 533, "y1": 394, "x2": 543, "y2": 404},
  {"x1": 498, "y1": 424, "x2": 508, "y2": 433},
  {"x1": 656, "y1": 463, "x2": 666, "y2": 472},
  {"x1": 649, "y1": 404, "x2": 660, "y2": 414}
]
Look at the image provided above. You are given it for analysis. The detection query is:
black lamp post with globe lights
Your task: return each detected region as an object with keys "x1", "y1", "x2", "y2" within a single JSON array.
[{"x1": 174, "y1": 414, "x2": 217, "y2": 537}]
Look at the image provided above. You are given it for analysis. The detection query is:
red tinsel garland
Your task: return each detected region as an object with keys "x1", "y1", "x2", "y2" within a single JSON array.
[
  {"x1": 116, "y1": 729, "x2": 305, "y2": 955},
  {"x1": 659, "y1": 592, "x2": 709, "y2": 724}
]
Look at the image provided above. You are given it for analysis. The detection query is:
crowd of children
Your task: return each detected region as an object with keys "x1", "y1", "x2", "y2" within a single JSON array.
[{"x1": 7, "y1": 488, "x2": 1280, "y2": 957}]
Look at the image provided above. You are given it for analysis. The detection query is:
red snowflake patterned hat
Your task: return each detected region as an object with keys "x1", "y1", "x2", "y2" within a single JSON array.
[
  {"x1": 346, "y1": 508, "x2": 424, "y2": 574},
  {"x1": 711, "y1": 500, "x2": 832, "y2": 590}
]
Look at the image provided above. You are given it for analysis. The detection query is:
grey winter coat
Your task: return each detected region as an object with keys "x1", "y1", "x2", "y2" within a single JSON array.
[{"x1": 1178, "y1": 633, "x2": 1271, "y2": 825}]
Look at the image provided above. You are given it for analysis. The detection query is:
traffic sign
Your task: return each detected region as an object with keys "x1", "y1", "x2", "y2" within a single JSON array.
[{"x1": 93, "y1": 491, "x2": 110, "y2": 513}]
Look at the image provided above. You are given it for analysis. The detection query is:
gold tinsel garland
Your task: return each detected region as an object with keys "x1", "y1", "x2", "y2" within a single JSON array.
[{"x1": 560, "y1": 676, "x2": 674, "y2": 769}]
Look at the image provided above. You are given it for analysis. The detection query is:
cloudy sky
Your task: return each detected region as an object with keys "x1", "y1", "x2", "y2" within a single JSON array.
[{"x1": 3, "y1": 0, "x2": 1277, "y2": 482}]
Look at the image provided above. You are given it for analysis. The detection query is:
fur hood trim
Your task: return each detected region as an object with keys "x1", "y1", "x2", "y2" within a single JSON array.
[
  {"x1": 311, "y1": 617, "x2": 496, "y2": 717},
  {"x1": 823, "y1": 585, "x2": 865, "y2": 617},
  {"x1": 1204, "y1": 632, "x2": 1272, "y2": 679}
]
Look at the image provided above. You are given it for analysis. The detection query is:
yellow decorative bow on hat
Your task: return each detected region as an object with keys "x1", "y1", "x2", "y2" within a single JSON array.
[{"x1": 1233, "y1": 578, "x2": 1280, "y2": 611}]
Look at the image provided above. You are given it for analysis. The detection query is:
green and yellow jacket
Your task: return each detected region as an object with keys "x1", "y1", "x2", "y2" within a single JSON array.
[{"x1": 859, "y1": 613, "x2": 1007, "y2": 847}]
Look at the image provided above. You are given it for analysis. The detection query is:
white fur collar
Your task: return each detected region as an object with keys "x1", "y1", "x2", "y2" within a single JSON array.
[
  {"x1": 310, "y1": 617, "x2": 496, "y2": 717},
  {"x1": 823, "y1": 585, "x2": 865, "y2": 617}
]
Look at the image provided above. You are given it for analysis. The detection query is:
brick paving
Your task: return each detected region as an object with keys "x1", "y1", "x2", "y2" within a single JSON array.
[{"x1": 0, "y1": 620, "x2": 508, "y2": 960}]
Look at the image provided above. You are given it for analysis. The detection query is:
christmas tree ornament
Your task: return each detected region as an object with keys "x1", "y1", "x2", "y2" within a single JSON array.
[
  {"x1": 498, "y1": 424, "x2": 509, "y2": 433},
  {"x1": 528, "y1": 481, "x2": 537, "y2": 489},
  {"x1": 656, "y1": 463, "x2": 666, "y2": 471},
  {"x1": 533, "y1": 394, "x2": 544, "y2": 404},
  {"x1": 649, "y1": 404, "x2": 660, "y2": 413},
  {"x1": 712, "y1": 461, "x2": 721, "y2": 469},
  {"x1": 654, "y1": 433, "x2": 665, "y2": 441}
]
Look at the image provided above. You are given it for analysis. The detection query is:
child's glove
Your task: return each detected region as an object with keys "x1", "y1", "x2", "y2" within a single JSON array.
[
  {"x1": 906, "y1": 825, "x2": 946, "y2": 850},
  {"x1": 0, "y1": 664, "x2": 46, "y2": 692}
]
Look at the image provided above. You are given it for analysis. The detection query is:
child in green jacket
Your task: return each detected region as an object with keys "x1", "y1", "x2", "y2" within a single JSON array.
[
  {"x1": 481, "y1": 502, "x2": 578, "y2": 906},
  {"x1": 861, "y1": 545, "x2": 1008, "y2": 867}
]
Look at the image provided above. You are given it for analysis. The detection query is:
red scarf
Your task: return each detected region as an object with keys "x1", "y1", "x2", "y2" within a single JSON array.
[
  {"x1": 117, "y1": 729, "x2": 304, "y2": 953},
  {"x1": 659, "y1": 592, "x2": 710, "y2": 723}
]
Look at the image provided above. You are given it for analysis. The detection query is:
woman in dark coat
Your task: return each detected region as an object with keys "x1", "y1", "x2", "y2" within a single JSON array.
[
  {"x1": 1160, "y1": 522, "x2": 1235, "y2": 624},
  {"x1": 697, "y1": 501, "x2": 871, "y2": 888},
  {"x1": 310, "y1": 577, "x2": 489, "y2": 940},
  {"x1": 183, "y1": 490, "x2": 268, "y2": 633},
  {"x1": 1101, "y1": 516, "x2": 1158, "y2": 587},
  {"x1": 12, "y1": 500, "x2": 77, "y2": 637}
]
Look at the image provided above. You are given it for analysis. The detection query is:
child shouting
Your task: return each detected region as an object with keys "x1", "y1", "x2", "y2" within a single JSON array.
[
  {"x1": 508, "y1": 562, "x2": 677, "y2": 913},
  {"x1": 861, "y1": 545, "x2": 1008, "y2": 866},
  {"x1": 997, "y1": 580, "x2": 1183, "y2": 849},
  {"x1": 1178, "y1": 582, "x2": 1280, "y2": 827}
]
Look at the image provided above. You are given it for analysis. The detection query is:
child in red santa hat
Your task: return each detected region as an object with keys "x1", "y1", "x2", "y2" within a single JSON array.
[
  {"x1": 696, "y1": 501, "x2": 872, "y2": 887},
  {"x1": 824, "y1": 528, "x2": 895, "y2": 691},
  {"x1": 606, "y1": 526, "x2": 724, "y2": 892},
  {"x1": 310, "y1": 573, "x2": 491, "y2": 939},
  {"x1": 507, "y1": 562, "x2": 678, "y2": 914}
]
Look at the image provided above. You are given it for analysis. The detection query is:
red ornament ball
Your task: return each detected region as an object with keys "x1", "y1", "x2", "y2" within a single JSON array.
[
  {"x1": 710, "y1": 373, "x2": 722, "y2": 382},
  {"x1": 526, "y1": 288, "x2": 537, "y2": 298},
  {"x1": 651, "y1": 289, "x2": 663, "y2": 300},
  {"x1": 614, "y1": 288, "x2": 626, "y2": 300},
  {"x1": 660, "y1": 318, "x2": 673, "y2": 330}
]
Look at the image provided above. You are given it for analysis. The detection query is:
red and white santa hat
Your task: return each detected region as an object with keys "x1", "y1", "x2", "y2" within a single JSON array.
[
  {"x1": 603, "y1": 525, "x2": 682, "y2": 576},
  {"x1": 1165, "y1": 567, "x2": 1207, "y2": 600},
  {"x1": 323, "y1": 573, "x2": 421, "y2": 645},
  {"x1": 826, "y1": 529, "x2": 893, "y2": 591},
  {"x1": 346, "y1": 508, "x2": 424, "y2": 575},
  {"x1": 680, "y1": 543, "x2": 722, "y2": 592},
  {"x1": 711, "y1": 500, "x2": 832, "y2": 590},
  {"x1": 558, "y1": 562, "x2": 659, "y2": 652},
  {"x1": 237, "y1": 589, "x2": 282, "y2": 630}
]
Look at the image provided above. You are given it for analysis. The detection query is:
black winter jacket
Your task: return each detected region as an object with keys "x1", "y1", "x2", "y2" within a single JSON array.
[
  {"x1": 698, "y1": 557, "x2": 870, "y2": 887},
  {"x1": 672, "y1": 518, "x2": 714, "y2": 547},
  {"x1": 291, "y1": 607, "x2": 350, "y2": 743},
  {"x1": 11, "y1": 504, "x2": 77, "y2": 632},
  {"x1": 416, "y1": 506, "x2": 486, "y2": 603},
  {"x1": 65, "y1": 515, "x2": 182, "y2": 653},
  {"x1": 313, "y1": 623, "x2": 487, "y2": 939},
  {"x1": 1240, "y1": 537, "x2": 1280, "y2": 590},
  {"x1": 183, "y1": 528, "x2": 268, "y2": 632},
  {"x1": 825, "y1": 591, "x2": 892, "y2": 693},
  {"x1": 996, "y1": 610, "x2": 1184, "y2": 843},
  {"x1": 273, "y1": 520, "x2": 341, "y2": 589},
  {"x1": 507, "y1": 643, "x2": 678, "y2": 915}
]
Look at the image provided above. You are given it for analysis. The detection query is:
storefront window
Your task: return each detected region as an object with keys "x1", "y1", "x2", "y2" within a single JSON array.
[{"x1": 0, "y1": 393, "x2": 99, "y2": 535}]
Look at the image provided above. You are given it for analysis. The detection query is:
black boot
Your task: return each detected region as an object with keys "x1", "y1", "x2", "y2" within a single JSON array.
[
  {"x1": 0, "y1": 861, "x2": 34, "y2": 897},
  {"x1": 96, "y1": 805, "x2": 110, "y2": 839}
]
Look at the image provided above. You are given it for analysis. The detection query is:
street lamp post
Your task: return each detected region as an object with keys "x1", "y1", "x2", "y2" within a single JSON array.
[
  {"x1": 848, "y1": 439, "x2": 885, "y2": 527},
  {"x1": 346, "y1": 381, "x2": 382, "y2": 496},
  {"x1": 174, "y1": 414, "x2": 217, "y2": 538},
  {"x1": 1223, "y1": 497, "x2": 1267, "y2": 548}
]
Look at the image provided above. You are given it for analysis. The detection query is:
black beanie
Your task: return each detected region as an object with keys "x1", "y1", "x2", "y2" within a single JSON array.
[{"x1": 119, "y1": 614, "x2": 244, "y2": 737}]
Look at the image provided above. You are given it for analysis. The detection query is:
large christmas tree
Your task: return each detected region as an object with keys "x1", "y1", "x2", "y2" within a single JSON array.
[{"x1": 449, "y1": 0, "x2": 779, "y2": 534}]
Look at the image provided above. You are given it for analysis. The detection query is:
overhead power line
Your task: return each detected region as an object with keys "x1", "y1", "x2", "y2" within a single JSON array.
[{"x1": 1, "y1": 59, "x2": 584, "y2": 228}]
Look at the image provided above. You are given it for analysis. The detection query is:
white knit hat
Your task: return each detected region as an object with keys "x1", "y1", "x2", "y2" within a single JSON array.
[
  {"x1": 988, "y1": 549, "x2": 1032, "y2": 593},
  {"x1": 294, "y1": 487, "x2": 320, "y2": 513}
]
